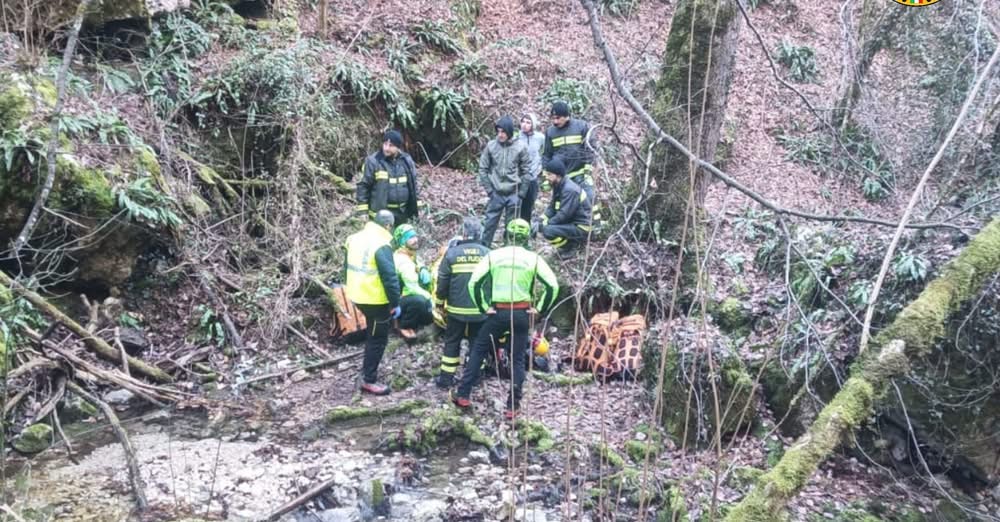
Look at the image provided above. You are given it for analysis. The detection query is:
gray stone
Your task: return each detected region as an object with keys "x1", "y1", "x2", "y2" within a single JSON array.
[
  {"x1": 103, "y1": 389, "x2": 135, "y2": 405},
  {"x1": 411, "y1": 499, "x2": 448, "y2": 522},
  {"x1": 314, "y1": 508, "x2": 361, "y2": 522},
  {"x1": 13, "y1": 423, "x2": 53, "y2": 453},
  {"x1": 467, "y1": 450, "x2": 490, "y2": 464}
]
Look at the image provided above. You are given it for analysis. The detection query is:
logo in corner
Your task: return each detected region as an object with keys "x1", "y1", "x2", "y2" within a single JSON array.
[{"x1": 892, "y1": 0, "x2": 941, "y2": 6}]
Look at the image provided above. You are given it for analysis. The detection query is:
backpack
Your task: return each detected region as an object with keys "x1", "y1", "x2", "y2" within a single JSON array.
[
  {"x1": 572, "y1": 312, "x2": 646, "y2": 380},
  {"x1": 327, "y1": 284, "x2": 367, "y2": 343}
]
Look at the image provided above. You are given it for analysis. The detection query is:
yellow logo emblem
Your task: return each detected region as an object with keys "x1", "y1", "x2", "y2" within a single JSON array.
[{"x1": 892, "y1": 0, "x2": 940, "y2": 5}]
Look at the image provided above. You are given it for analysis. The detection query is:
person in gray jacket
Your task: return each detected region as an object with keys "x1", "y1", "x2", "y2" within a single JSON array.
[
  {"x1": 478, "y1": 116, "x2": 532, "y2": 246},
  {"x1": 517, "y1": 113, "x2": 545, "y2": 222}
]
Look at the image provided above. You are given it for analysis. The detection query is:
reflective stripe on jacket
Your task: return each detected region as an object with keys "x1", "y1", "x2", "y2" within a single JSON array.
[
  {"x1": 545, "y1": 177, "x2": 592, "y2": 228},
  {"x1": 467, "y1": 246, "x2": 559, "y2": 314},
  {"x1": 356, "y1": 151, "x2": 420, "y2": 217},
  {"x1": 394, "y1": 248, "x2": 432, "y2": 301},
  {"x1": 436, "y1": 239, "x2": 490, "y2": 321},
  {"x1": 543, "y1": 118, "x2": 594, "y2": 179},
  {"x1": 344, "y1": 222, "x2": 400, "y2": 306}
]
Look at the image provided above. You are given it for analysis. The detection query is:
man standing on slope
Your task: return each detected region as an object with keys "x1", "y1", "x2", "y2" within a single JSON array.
[
  {"x1": 479, "y1": 116, "x2": 533, "y2": 247},
  {"x1": 344, "y1": 210, "x2": 401, "y2": 395},
  {"x1": 356, "y1": 130, "x2": 421, "y2": 225},
  {"x1": 434, "y1": 217, "x2": 490, "y2": 389},
  {"x1": 516, "y1": 112, "x2": 545, "y2": 222},
  {"x1": 542, "y1": 101, "x2": 601, "y2": 227},
  {"x1": 392, "y1": 224, "x2": 434, "y2": 339},
  {"x1": 451, "y1": 219, "x2": 559, "y2": 419}
]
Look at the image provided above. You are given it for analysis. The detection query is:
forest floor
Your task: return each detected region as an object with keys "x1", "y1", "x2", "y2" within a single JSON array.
[{"x1": 4, "y1": 0, "x2": 997, "y2": 521}]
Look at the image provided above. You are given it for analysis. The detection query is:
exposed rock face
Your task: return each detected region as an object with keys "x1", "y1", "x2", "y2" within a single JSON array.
[{"x1": 4, "y1": 0, "x2": 242, "y2": 30}]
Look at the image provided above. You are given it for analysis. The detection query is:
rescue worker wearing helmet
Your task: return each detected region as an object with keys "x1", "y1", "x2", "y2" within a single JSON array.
[
  {"x1": 452, "y1": 219, "x2": 559, "y2": 419},
  {"x1": 434, "y1": 217, "x2": 490, "y2": 389},
  {"x1": 344, "y1": 210, "x2": 401, "y2": 396},
  {"x1": 534, "y1": 157, "x2": 592, "y2": 251},
  {"x1": 392, "y1": 224, "x2": 434, "y2": 339}
]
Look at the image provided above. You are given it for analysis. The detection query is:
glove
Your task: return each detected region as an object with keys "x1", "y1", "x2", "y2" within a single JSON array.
[
  {"x1": 418, "y1": 266, "x2": 432, "y2": 287},
  {"x1": 390, "y1": 306, "x2": 401, "y2": 319}
]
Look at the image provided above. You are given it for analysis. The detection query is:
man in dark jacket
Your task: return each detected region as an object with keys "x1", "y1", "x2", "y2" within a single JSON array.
[
  {"x1": 542, "y1": 102, "x2": 601, "y2": 226},
  {"x1": 356, "y1": 130, "x2": 421, "y2": 225},
  {"x1": 434, "y1": 217, "x2": 490, "y2": 389},
  {"x1": 344, "y1": 210, "x2": 401, "y2": 395},
  {"x1": 537, "y1": 158, "x2": 592, "y2": 250},
  {"x1": 479, "y1": 116, "x2": 532, "y2": 247}
]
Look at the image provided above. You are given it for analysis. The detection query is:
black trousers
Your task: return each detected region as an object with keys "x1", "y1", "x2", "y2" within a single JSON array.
[
  {"x1": 457, "y1": 309, "x2": 530, "y2": 409},
  {"x1": 519, "y1": 178, "x2": 539, "y2": 222},
  {"x1": 482, "y1": 193, "x2": 519, "y2": 247},
  {"x1": 541, "y1": 223, "x2": 588, "y2": 249},
  {"x1": 356, "y1": 303, "x2": 391, "y2": 384},
  {"x1": 399, "y1": 294, "x2": 433, "y2": 330},
  {"x1": 440, "y1": 318, "x2": 483, "y2": 376}
]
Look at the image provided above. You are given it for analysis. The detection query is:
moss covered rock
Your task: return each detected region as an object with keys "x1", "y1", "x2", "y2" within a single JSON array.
[
  {"x1": 651, "y1": 322, "x2": 758, "y2": 447},
  {"x1": 14, "y1": 423, "x2": 53, "y2": 454},
  {"x1": 514, "y1": 419, "x2": 554, "y2": 451},
  {"x1": 714, "y1": 297, "x2": 751, "y2": 334}
]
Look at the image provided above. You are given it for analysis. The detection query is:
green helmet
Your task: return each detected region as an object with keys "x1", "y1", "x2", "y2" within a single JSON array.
[
  {"x1": 506, "y1": 219, "x2": 531, "y2": 243},
  {"x1": 393, "y1": 224, "x2": 417, "y2": 247}
]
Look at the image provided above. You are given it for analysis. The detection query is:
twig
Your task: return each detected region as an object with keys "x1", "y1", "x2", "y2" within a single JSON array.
[
  {"x1": 239, "y1": 350, "x2": 364, "y2": 387},
  {"x1": 858, "y1": 42, "x2": 1000, "y2": 354},
  {"x1": 11, "y1": 0, "x2": 96, "y2": 254},
  {"x1": 263, "y1": 476, "x2": 338, "y2": 521},
  {"x1": 578, "y1": 0, "x2": 966, "y2": 233},
  {"x1": 67, "y1": 380, "x2": 148, "y2": 512},
  {"x1": 286, "y1": 325, "x2": 332, "y2": 359},
  {"x1": 195, "y1": 269, "x2": 244, "y2": 350},
  {"x1": 51, "y1": 409, "x2": 78, "y2": 464},
  {"x1": 0, "y1": 504, "x2": 28, "y2": 522},
  {"x1": 0, "y1": 271, "x2": 172, "y2": 383},
  {"x1": 29, "y1": 373, "x2": 66, "y2": 425},
  {"x1": 115, "y1": 327, "x2": 130, "y2": 377}
]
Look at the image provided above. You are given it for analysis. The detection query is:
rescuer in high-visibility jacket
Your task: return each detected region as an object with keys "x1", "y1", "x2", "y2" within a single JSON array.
[
  {"x1": 434, "y1": 217, "x2": 490, "y2": 389},
  {"x1": 542, "y1": 101, "x2": 602, "y2": 227},
  {"x1": 344, "y1": 210, "x2": 401, "y2": 396},
  {"x1": 392, "y1": 224, "x2": 433, "y2": 339},
  {"x1": 451, "y1": 219, "x2": 559, "y2": 419}
]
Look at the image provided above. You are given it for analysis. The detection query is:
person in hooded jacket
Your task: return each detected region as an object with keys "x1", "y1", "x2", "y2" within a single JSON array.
[
  {"x1": 478, "y1": 116, "x2": 532, "y2": 247},
  {"x1": 516, "y1": 113, "x2": 545, "y2": 222},
  {"x1": 356, "y1": 130, "x2": 421, "y2": 225}
]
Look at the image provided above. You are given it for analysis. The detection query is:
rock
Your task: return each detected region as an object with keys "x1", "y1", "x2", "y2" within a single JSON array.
[
  {"x1": 14, "y1": 423, "x2": 53, "y2": 453},
  {"x1": 290, "y1": 369, "x2": 310, "y2": 383},
  {"x1": 313, "y1": 507, "x2": 361, "y2": 522},
  {"x1": 103, "y1": 389, "x2": 136, "y2": 405},
  {"x1": 58, "y1": 393, "x2": 99, "y2": 423},
  {"x1": 468, "y1": 450, "x2": 490, "y2": 464},
  {"x1": 118, "y1": 327, "x2": 149, "y2": 354},
  {"x1": 713, "y1": 297, "x2": 751, "y2": 334},
  {"x1": 411, "y1": 499, "x2": 448, "y2": 521},
  {"x1": 515, "y1": 506, "x2": 548, "y2": 522}
]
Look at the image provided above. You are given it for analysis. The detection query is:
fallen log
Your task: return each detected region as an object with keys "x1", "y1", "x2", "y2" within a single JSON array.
[
  {"x1": 0, "y1": 272, "x2": 172, "y2": 383},
  {"x1": 726, "y1": 217, "x2": 1000, "y2": 521},
  {"x1": 67, "y1": 381, "x2": 148, "y2": 512},
  {"x1": 263, "y1": 476, "x2": 338, "y2": 521},
  {"x1": 239, "y1": 350, "x2": 363, "y2": 387}
]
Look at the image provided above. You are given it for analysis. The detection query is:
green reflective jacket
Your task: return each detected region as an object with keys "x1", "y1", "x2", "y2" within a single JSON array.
[{"x1": 467, "y1": 246, "x2": 559, "y2": 314}]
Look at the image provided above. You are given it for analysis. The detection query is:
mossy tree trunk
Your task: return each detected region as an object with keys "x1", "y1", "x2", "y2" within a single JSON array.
[
  {"x1": 726, "y1": 217, "x2": 1000, "y2": 521},
  {"x1": 632, "y1": 0, "x2": 740, "y2": 247},
  {"x1": 832, "y1": 0, "x2": 904, "y2": 129}
]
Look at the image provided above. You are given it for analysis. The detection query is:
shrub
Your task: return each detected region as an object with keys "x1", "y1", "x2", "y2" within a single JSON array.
[
  {"x1": 411, "y1": 21, "x2": 463, "y2": 55},
  {"x1": 775, "y1": 39, "x2": 819, "y2": 83},
  {"x1": 540, "y1": 78, "x2": 595, "y2": 116}
]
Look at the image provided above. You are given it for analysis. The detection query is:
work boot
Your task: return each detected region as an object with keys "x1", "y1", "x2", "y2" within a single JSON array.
[
  {"x1": 450, "y1": 391, "x2": 471, "y2": 409},
  {"x1": 360, "y1": 382, "x2": 391, "y2": 396},
  {"x1": 435, "y1": 373, "x2": 454, "y2": 389}
]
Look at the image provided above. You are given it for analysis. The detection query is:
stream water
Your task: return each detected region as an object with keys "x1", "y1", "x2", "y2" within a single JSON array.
[{"x1": 2, "y1": 404, "x2": 539, "y2": 522}]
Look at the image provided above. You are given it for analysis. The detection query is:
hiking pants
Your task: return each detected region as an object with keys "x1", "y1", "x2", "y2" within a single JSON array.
[
  {"x1": 541, "y1": 223, "x2": 588, "y2": 250},
  {"x1": 481, "y1": 192, "x2": 519, "y2": 247},
  {"x1": 356, "y1": 303, "x2": 391, "y2": 384},
  {"x1": 519, "y1": 178, "x2": 539, "y2": 223},
  {"x1": 571, "y1": 174, "x2": 602, "y2": 227},
  {"x1": 440, "y1": 318, "x2": 484, "y2": 378},
  {"x1": 399, "y1": 294, "x2": 433, "y2": 330},
  {"x1": 457, "y1": 309, "x2": 530, "y2": 409}
]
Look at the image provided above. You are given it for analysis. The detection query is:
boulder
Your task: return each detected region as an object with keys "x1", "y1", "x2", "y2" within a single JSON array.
[
  {"x1": 14, "y1": 423, "x2": 53, "y2": 454},
  {"x1": 3, "y1": 0, "x2": 241, "y2": 30}
]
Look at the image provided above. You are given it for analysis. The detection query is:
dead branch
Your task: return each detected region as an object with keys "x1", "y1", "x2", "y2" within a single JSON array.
[
  {"x1": 578, "y1": 0, "x2": 965, "y2": 233},
  {"x1": 0, "y1": 271, "x2": 173, "y2": 383},
  {"x1": 286, "y1": 324, "x2": 332, "y2": 359},
  {"x1": 195, "y1": 269, "x2": 244, "y2": 351},
  {"x1": 727, "y1": 217, "x2": 1000, "y2": 520},
  {"x1": 67, "y1": 380, "x2": 148, "y2": 512},
  {"x1": 28, "y1": 372, "x2": 65, "y2": 425},
  {"x1": 264, "y1": 476, "x2": 338, "y2": 521},
  {"x1": 11, "y1": 0, "x2": 95, "y2": 254},
  {"x1": 858, "y1": 42, "x2": 1000, "y2": 354},
  {"x1": 239, "y1": 350, "x2": 363, "y2": 387}
]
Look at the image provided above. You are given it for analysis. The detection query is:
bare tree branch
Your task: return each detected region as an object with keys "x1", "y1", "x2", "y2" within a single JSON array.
[
  {"x1": 12, "y1": 0, "x2": 96, "y2": 255},
  {"x1": 578, "y1": 0, "x2": 965, "y2": 233}
]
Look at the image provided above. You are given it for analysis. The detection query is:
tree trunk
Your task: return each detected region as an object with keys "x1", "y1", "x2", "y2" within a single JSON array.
[
  {"x1": 832, "y1": 0, "x2": 903, "y2": 129},
  {"x1": 726, "y1": 217, "x2": 1000, "y2": 521},
  {"x1": 632, "y1": 0, "x2": 741, "y2": 246}
]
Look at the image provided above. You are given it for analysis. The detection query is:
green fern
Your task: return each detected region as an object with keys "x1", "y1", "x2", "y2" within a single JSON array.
[
  {"x1": 115, "y1": 177, "x2": 181, "y2": 229},
  {"x1": 411, "y1": 21, "x2": 463, "y2": 55}
]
